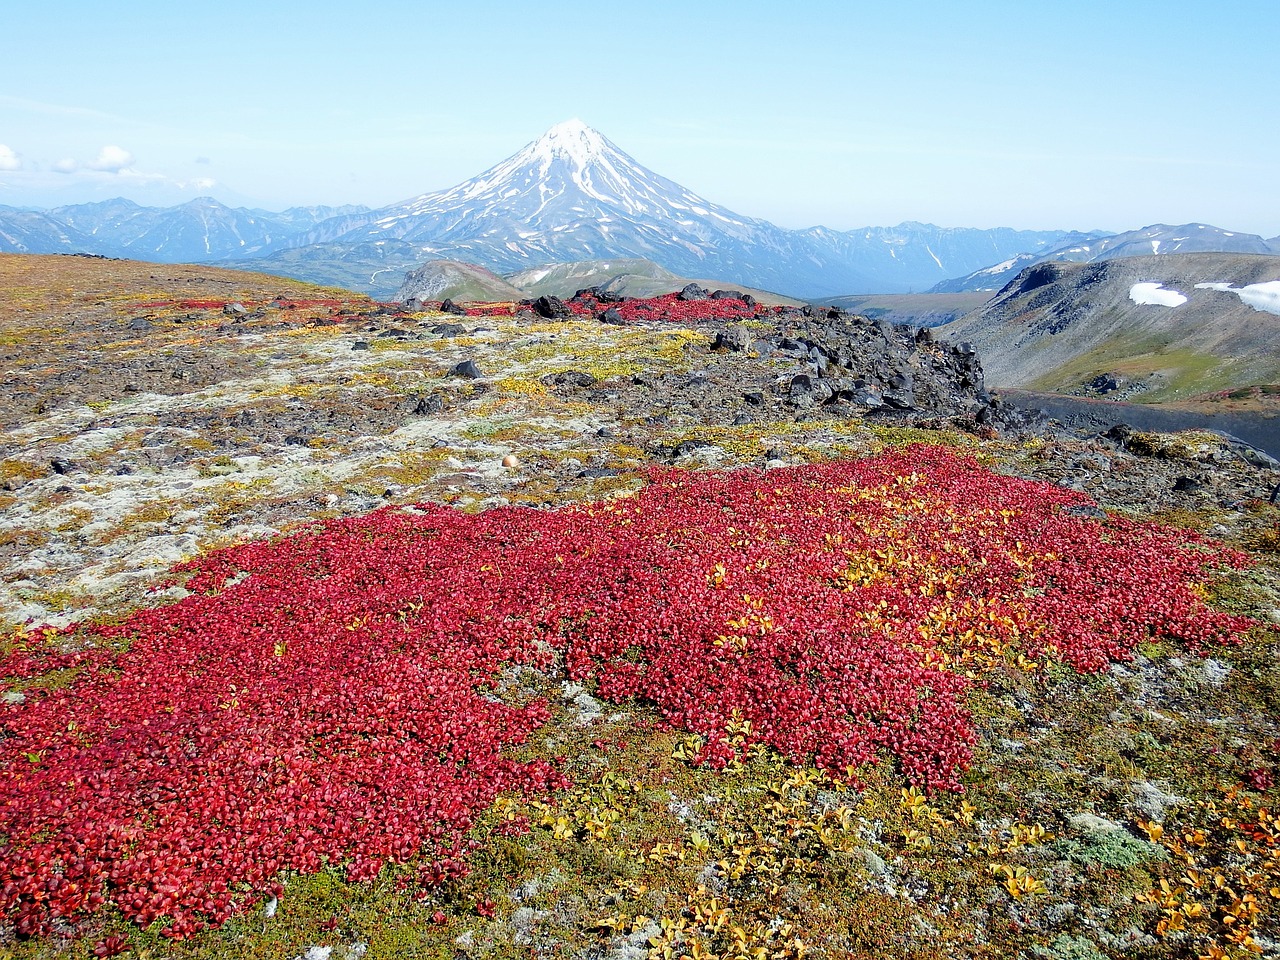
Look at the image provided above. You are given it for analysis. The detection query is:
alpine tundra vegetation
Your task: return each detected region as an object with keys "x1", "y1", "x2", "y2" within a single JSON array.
[{"x1": 0, "y1": 254, "x2": 1278, "y2": 960}]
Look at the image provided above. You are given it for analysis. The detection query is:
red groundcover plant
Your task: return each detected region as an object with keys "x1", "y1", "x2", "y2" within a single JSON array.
[{"x1": 0, "y1": 448, "x2": 1254, "y2": 938}]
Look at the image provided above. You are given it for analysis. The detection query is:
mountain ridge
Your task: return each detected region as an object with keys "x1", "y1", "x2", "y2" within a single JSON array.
[
  {"x1": 932, "y1": 223, "x2": 1280, "y2": 293},
  {"x1": 938, "y1": 252, "x2": 1280, "y2": 401},
  {"x1": 1, "y1": 121, "x2": 1274, "y2": 300}
]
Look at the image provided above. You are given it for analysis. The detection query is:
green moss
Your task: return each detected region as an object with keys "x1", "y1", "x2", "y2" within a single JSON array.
[
  {"x1": 1034, "y1": 934, "x2": 1109, "y2": 960},
  {"x1": 1055, "y1": 829, "x2": 1166, "y2": 870}
]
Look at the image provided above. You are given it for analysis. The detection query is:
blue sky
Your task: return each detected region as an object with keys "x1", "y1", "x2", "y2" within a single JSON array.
[{"x1": 1, "y1": 0, "x2": 1276, "y2": 236}]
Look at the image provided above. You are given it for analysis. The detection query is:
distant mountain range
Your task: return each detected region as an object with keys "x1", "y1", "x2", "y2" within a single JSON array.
[
  {"x1": 931, "y1": 223, "x2": 1280, "y2": 293},
  {"x1": 1, "y1": 120, "x2": 1276, "y2": 299},
  {"x1": 0, "y1": 198, "x2": 369, "y2": 264}
]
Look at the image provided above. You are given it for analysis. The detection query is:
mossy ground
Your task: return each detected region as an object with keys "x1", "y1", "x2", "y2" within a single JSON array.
[{"x1": 2, "y1": 257, "x2": 1280, "y2": 958}]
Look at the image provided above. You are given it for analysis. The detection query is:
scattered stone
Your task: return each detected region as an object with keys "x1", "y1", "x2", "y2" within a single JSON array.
[
  {"x1": 561, "y1": 681, "x2": 603, "y2": 725},
  {"x1": 351, "y1": 340, "x2": 369, "y2": 351},
  {"x1": 223, "y1": 302, "x2": 248, "y2": 318},
  {"x1": 412, "y1": 394, "x2": 444, "y2": 415},
  {"x1": 1200, "y1": 658, "x2": 1231, "y2": 685},
  {"x1": 788, "y1": 374, "x2": 833, "y2": 405},
  {"x1": 712, "y1": 325, "x2": 753, "y2": 352},
  {"x1": 530, "y1": 295, "x2": 570, "y2": 319},
  {"x1": 1172, "y1": 476, "x2": 1202, "y2": 492},
  {"x1": 1130, "y1": 781, "x2": 1183, "y2": 821},
  {"x1": 710, "y1": 289, "x2": 745, "y2": 301},
  {"x1": 858, "y1": 847, "x2": 890, "y2": 877},
  {"x1": 578, "y1": 467, "x2": 622, "y2": 479},
  {"x1": 439, "y1": 299, "x2": 467, "y2": 316},
  {"x1": 599, "y1": 308, "x2": 625, "y2": 325},
  {"x1": 451, "y1": 359, "x2": 483, "y2": 379},
  {"x1": 1087, "y1": 373, "x2": 1123, "y2": 395},
  {"x1": 671, "y1": 440, "x2": 711, "y2": 459},
  {"x1": 677, "y1": 283, "x2": 709, "y2": 302},
  {"x1": 1068, "y1": 812, "x2": 1123, "y2": 834},
  {"x1": 542, "y1": 370, "x2": 598, "y2": 388},
  {"x1": 852, "y1": 386, "x2": 884, "y2": 409},
  {"x1": 50, "y1": 458, "x2": 75, "y2": 475}
]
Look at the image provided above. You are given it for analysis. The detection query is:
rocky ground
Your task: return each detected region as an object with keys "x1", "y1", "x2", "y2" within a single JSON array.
[{"x1": 2, "y1": 255, "x2": 1279, "y2": 960}]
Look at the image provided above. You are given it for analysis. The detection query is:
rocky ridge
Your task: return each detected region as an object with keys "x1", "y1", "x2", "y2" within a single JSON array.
[{"x1": 940, "y1": 252, "x2": 1280, "y2": 401}]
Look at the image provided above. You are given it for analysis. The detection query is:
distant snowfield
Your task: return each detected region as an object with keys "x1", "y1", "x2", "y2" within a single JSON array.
[
  {"x1": 1129, "y1": 282, "x2": 1188, "y2": 307},
  {"x1": 1195, "y1": 280, "x2": 1280, "y2": 316}
]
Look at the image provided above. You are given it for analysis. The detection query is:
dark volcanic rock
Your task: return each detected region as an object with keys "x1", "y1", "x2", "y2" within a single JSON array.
[
  {"x1": 439, "y1": 299, "x2": 467, "y2": 316},
  {"x1": 451, "y1": 359, "x2": 484, "y2": 379},
  {"x1": 713, "y1": 325, "x2": 753, "y2": 352},
  {"x1": 413, "y1": 394, "x2": 445, "y2": 415},
  {"x1": 677, "y1": 283, "x2": 709, "y2": 302},
  {"x1": 542, "y1": 370, "x2": 599, "y2": 390},
  {"x1": 531, "y1": 295, "x2": 571, "y2": 319}
]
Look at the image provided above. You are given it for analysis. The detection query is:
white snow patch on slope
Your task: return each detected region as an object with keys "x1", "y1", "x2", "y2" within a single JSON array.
[
  {"x1": 1194, "y1": 280, "x2": 1280, "y2": 316},
  {"x1": 1129, "y1": 282, "x2": 1187, "y2": 307}
]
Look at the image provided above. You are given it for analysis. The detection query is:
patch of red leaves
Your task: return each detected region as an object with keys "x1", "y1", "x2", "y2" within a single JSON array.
[{"x1": 0, "y1": 449, "x2": 1253, "y2": 938}]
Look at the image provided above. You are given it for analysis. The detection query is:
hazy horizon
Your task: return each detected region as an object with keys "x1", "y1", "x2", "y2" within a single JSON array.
[{"x1": 1, "y1": 0, "x2": 1276, "y2": 237}]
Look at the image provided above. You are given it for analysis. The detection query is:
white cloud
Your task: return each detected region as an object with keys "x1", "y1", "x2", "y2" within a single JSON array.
[
  {"x1": 87, "y1": 145, "x2": 134, "y2": 173},
  {"x1": 53, "y1": 158, "x2": 79, "y2": 174},
  {"x1": 0, "y1": 145, "x2": 20, "y2": 171}
]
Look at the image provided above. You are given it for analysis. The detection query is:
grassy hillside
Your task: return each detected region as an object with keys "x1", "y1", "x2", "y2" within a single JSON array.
[{"x1": 941, "y1": 253, "x2": 1280, "y2": 402}]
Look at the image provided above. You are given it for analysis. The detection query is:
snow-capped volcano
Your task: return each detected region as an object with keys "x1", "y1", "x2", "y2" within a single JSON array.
[
  {"x1": 291, "y1": 119, "x2": 1082, "y2": 297},
  {"x1": 345, "y1": 118, "x2": 770, "y2": 261}
]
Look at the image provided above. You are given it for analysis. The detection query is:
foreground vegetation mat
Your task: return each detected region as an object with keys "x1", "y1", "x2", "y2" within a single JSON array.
[{"x1": 1, "y1": 256, "x2": 1279, "y2": 960}]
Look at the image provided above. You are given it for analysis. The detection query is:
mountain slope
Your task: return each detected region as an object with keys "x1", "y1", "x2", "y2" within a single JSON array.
[
  {"x1": 933, "y1": 224, "x2": 1273, "y2": 292},
  {"x1": 395, "y1": 260, "x2": 525, "y2": 302},
  {"x1": 939, "y1": 252, "x2": 1280, "y2": 400},
  {"x1": 498, "y1": 257, "x2": 801, "y2": 303},
  {"x1": 51, "y1": 196, "x2": 295, "y2": 261},
  {"x1": 0, "y1": 205, "x2": 100, "y2": 255}
]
